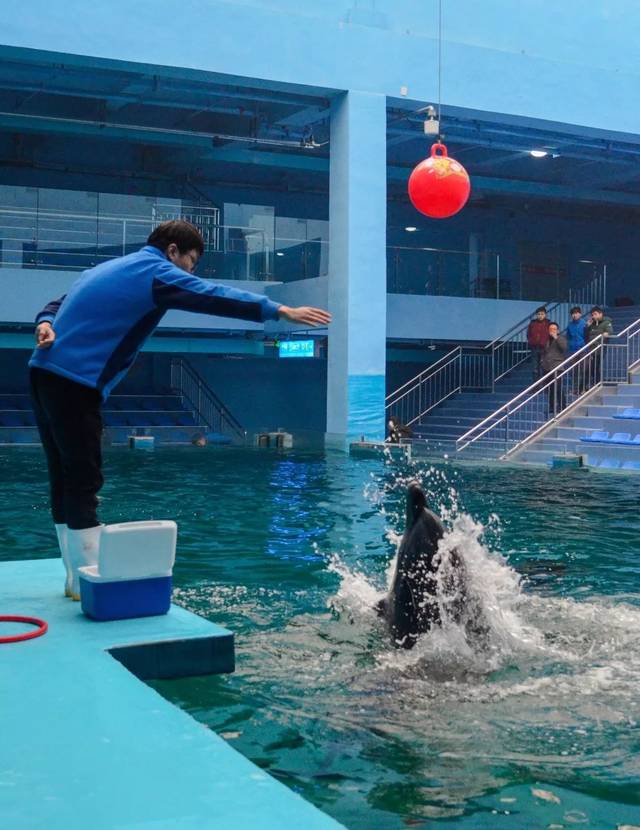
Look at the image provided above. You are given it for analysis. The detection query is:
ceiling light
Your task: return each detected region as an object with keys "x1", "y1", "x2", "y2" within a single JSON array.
[
  {"x1": 530, "y1": 150, "x2": 548, "y2": 158},
  {"x1": 405, "y1": 226, "x2": 418, "y2": 232},
  {"x1": 276, "y1": 251, "x2": 285, "y2": 256}
]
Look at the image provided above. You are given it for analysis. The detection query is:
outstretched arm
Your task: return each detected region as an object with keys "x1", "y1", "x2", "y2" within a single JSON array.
[{"x1": 277, "y1": 305, "x2": 331, "y2": 326}]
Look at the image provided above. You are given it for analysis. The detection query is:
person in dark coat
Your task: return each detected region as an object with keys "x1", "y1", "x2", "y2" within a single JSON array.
[
  {"x1": 584, "y1": 306, "x2": 614, "y2": 388},
  {"x1": 527, "y1": 306, "x2": 551, "y2": 380},
  {"x1": 541, "y1": 322, "x2": 568, "y2": 415},
  {"x1": 387, "y1": 416, "x2": 413, "y2": 443}
]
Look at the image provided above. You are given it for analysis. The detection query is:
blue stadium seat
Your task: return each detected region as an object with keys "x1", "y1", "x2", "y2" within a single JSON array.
[
  {"x1": 580, "y1": 430, "x2": 609, "y2": 443},
  {"x1": 611, "y1": 432, "x2": 632, "y2": 444},
  {"x1": 598, "y1": 458, "x2": 621, "y2": 469},
  {"x1": 613, "y1": 408, "x2": 640, "y2": 420}
]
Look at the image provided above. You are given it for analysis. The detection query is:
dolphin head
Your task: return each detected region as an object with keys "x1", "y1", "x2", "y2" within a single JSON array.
[{"x1": 405, "y1": 481, "x2": 427, "y2": 529}]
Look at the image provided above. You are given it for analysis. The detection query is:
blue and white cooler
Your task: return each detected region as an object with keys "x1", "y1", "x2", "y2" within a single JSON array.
[{"x1": 79, "y1": 520, "x2": 177, "y2": 621}]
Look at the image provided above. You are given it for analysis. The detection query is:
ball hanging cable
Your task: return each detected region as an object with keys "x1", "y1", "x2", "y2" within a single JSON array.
[{"x1": 407, "y1": 0, "x2": 471, "y2": 219}]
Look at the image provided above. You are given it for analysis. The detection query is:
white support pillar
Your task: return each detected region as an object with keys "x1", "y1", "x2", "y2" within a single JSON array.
[{"x1": 326, "y1": 90, "x2": 387, "y2": 445}]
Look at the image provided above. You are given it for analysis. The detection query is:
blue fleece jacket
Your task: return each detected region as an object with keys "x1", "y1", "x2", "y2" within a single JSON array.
[
  {"x1": 29, "y1": 245, "x2": 282, "y2": 399},
  {"x1": 566, "y1": 318, "x2": 587, "y2": 353}
]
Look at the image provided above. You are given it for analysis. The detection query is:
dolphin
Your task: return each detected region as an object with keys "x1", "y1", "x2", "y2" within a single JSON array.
[{"x1": 377, "y1": 482, "x2": 469, "y2": 649}]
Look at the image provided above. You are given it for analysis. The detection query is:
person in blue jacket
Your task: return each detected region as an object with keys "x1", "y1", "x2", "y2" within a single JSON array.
[
  {"x1": 566, "y1": 306, "x2": 587, "y2": 354},
  {"x1": 30, "y1": 220, "x2": 331, "y2": 599}
]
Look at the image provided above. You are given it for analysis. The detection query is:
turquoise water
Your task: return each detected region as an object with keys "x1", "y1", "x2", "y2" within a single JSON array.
[{"x1": 2, "y1": 446, "x2": 640, "y2": 828}]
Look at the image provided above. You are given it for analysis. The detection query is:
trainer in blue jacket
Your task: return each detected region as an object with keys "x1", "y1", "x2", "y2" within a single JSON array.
[
  {"x1": 566, "y1": 306, "x2": 587, "y2": 353},
  {"x1": 29, "y1": 220, "x2": 331, "y2": 599}
]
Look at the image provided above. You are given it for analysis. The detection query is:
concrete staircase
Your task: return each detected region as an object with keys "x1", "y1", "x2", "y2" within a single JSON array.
[
  {"x1": 512, "y1": 305, "x2": 640, "y2": 466},
  {"x1": 0, "y1": 391, "x2": 206, "y2": 446},
  {"x1": 411, "y1": 361, "x2": 535, "y2": 448},
  {"x1": 410, "y1": 304, "x2": 640, "y2": 462},
  {"x1": 513, "y1": 373, "x2": 640, "y2": 465}
]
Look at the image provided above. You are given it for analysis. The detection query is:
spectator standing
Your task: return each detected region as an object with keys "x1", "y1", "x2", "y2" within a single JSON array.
[
  {"x1": 541, "y1": 322, "x2": 568, "y2": 415},
  {"x1": 527, "y1": 306, "x2": 551, "y2": 380},
  {"x1": 585, "y1": 306, "x2": 613, "y2": 343},
  {"x1": 566, "y1": 306, "x2": 587, "y2": 354},
  {"x1": 584, "y1": 306, "x2": 613, "y2": 387}
]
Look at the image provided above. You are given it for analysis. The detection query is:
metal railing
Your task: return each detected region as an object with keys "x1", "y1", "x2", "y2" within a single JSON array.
[
  {"x1": 170, "y1": 358, "x2": 246, "y2": 443},
  {"x1": 387, "y1": 245, "x2": 501, "y2": 299},
  {"x1": 0, "y1": 203, "x2": 329, "y2": 281},
  {"x1": 456, "y1": 315, "x2": 640, "y2": 459},
  {"x1": 385, "y1": 302, "x2": 568, "y2": 428},
  {"x1": 487, "y1": 301, "x2": 569, "y2": 389},
  {"x1": 385, "y1": 347, "x2": 462, "y2": 427},
  {"x1": 569, "y1": 268, "x2": 607, "y2": 310}
]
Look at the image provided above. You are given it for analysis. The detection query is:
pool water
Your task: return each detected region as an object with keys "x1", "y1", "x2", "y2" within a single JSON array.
[{"x1": 2, "y1": 446, "x2": 640, "y2": 829}]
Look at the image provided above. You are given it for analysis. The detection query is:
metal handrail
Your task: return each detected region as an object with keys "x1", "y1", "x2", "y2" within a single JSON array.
[
  {"x1": 0, "y1": 202, "x2": 329, "y2": 279},
  {"x1": 384, "y1": 301, "x2": 566, "y2": 428},
  {"x1": 456, "y1": 314, "x2": 640, "y2": 458},
  {"x1": 568, "y1": 270, "x2": 606, "y2": 310},
  {"x1": 385, "y1": 348, "x2": 462, "y2": 428},
  {"x1": 385, "y1": 346, "x2": 460, "y2": 403},
  {"x1": 456, "y1": 336, "x2": 602, "y2": 452},
  {"x1": 170, "y1": 358, "x2": 246, "y2": 442},
  {"x1": 483, "y1": 302, "x2": 561, "y2": 351}
]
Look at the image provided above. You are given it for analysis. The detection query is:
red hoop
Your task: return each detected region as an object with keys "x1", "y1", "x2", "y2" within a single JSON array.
[{"x1": 0, "y1": 615, "x2": 48, "y2": 644}]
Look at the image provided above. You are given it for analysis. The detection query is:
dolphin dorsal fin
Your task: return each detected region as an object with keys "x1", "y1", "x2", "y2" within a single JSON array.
[{"x1": 406, "y1": 482, "x2": 427, "y2": 528}]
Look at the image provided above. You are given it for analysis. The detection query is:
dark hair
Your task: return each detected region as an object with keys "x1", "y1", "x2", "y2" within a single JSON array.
[
  {"x1": 548, "y1": 321, "x2": 559, "y2": 329},
  {"x1": 147, "y1": 220, "x2": 205, "y2": 255},
  {"x1": 590, "y1": 306, "x2": 603, "y2": 314},
  {"x1": 535, "y1": 306, "x2": 547, "y2": 314},
  {"x1": 570, "y1": 306, "x2": 582, "y2": 314}
]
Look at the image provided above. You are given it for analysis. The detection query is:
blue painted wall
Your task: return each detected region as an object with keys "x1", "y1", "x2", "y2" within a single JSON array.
[{"x1": 4, "y1": 2, "x2": 640, "y2": 134}]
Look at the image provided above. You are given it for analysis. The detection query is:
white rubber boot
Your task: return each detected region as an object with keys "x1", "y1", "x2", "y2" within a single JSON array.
[
  {"x1": 67, "y1": 526, "x2": 102, "y2": 601},
  {"x1": 54, "y1": 523, "x2": 73, "y2": 598}
]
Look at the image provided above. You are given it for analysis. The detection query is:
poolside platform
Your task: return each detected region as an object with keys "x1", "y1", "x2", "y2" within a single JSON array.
[
  {"x1": 0, "y1": 558, "x2": 344, "y2": 829},
  {"x1": 349, "y1": 440, "x2": 411, "y2": 459}
]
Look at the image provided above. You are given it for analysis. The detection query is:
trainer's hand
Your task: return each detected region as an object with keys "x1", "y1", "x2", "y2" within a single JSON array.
[
  {"x1": 278, "y1": 305, "x2": 332, "y2": 327},
  {"x1": 36, "y1": 322, "x2": 55, "y2": 349}
]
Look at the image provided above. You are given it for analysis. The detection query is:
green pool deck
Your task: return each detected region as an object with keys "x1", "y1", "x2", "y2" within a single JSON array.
[{"x1": 0, "y1": 558, "x2": 345, "y2": 830}]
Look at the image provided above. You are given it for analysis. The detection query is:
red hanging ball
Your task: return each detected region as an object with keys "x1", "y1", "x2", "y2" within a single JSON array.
[{"x1": 408, "y1": 142, "x2": 471, "y2": 219}]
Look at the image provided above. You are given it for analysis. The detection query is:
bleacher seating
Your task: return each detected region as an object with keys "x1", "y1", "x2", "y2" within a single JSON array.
[
  {"x1": 580, "y1": 430, "x2": 640, "y2": 445},
  {"x1": 613, "y1": 407, "x2": 640, "y2": 420},
  {"x1": 0, "y1": 391, "x2": 205, "y2": 445}
]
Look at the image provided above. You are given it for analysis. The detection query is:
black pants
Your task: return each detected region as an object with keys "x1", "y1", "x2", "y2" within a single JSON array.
[
  {"x1": 547, "y1": 377, "x2": 566, "y2": 416},
  {"x1": 531, "y1": 346, "x2": 544, "y2": 379},
  {"x1": 30, "y1": 368, "x2": 103, "y2": 530}
]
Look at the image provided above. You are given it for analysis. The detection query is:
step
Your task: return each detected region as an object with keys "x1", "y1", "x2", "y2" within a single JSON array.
[
  {"x1": 611, "y1": 385, "x2": 640, "y2": 396},
  {"x1": 569, "y1": 416, "x2": 607, "y2": 429},
  {"x1": 413, "y1": 427, "x2": 466, "y2": 439},
  {"x1": 434, "y1": 405, "x2": 512, "y2": 417},
  {"x1": 539, "y1": 441, "x2": 582, "y2": 455},
  {"x1": 555, "y1": 425, "x2": 595, "y2": 439},
  {"x1": 586, "y1": 404, "x2": 632, "y2": 417},
  {"x1": 516, "y1": 449, "x2": 557, "y2": 465},
  {"x1": 416, "y1": 414, "x2": 482, "y2": 426},
  {"x1": 602, "y1": 394, "x2": 640, "y2": 406}
]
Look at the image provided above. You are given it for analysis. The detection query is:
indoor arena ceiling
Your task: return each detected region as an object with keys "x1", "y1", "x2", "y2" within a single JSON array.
[{"x1": 0, "y1": 46, "x2": 639, "y2": 210}]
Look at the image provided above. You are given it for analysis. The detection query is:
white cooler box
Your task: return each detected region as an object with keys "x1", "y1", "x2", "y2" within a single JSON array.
[{"x1": 79, "y1": 520, "x2": 177, "y2": 621}]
